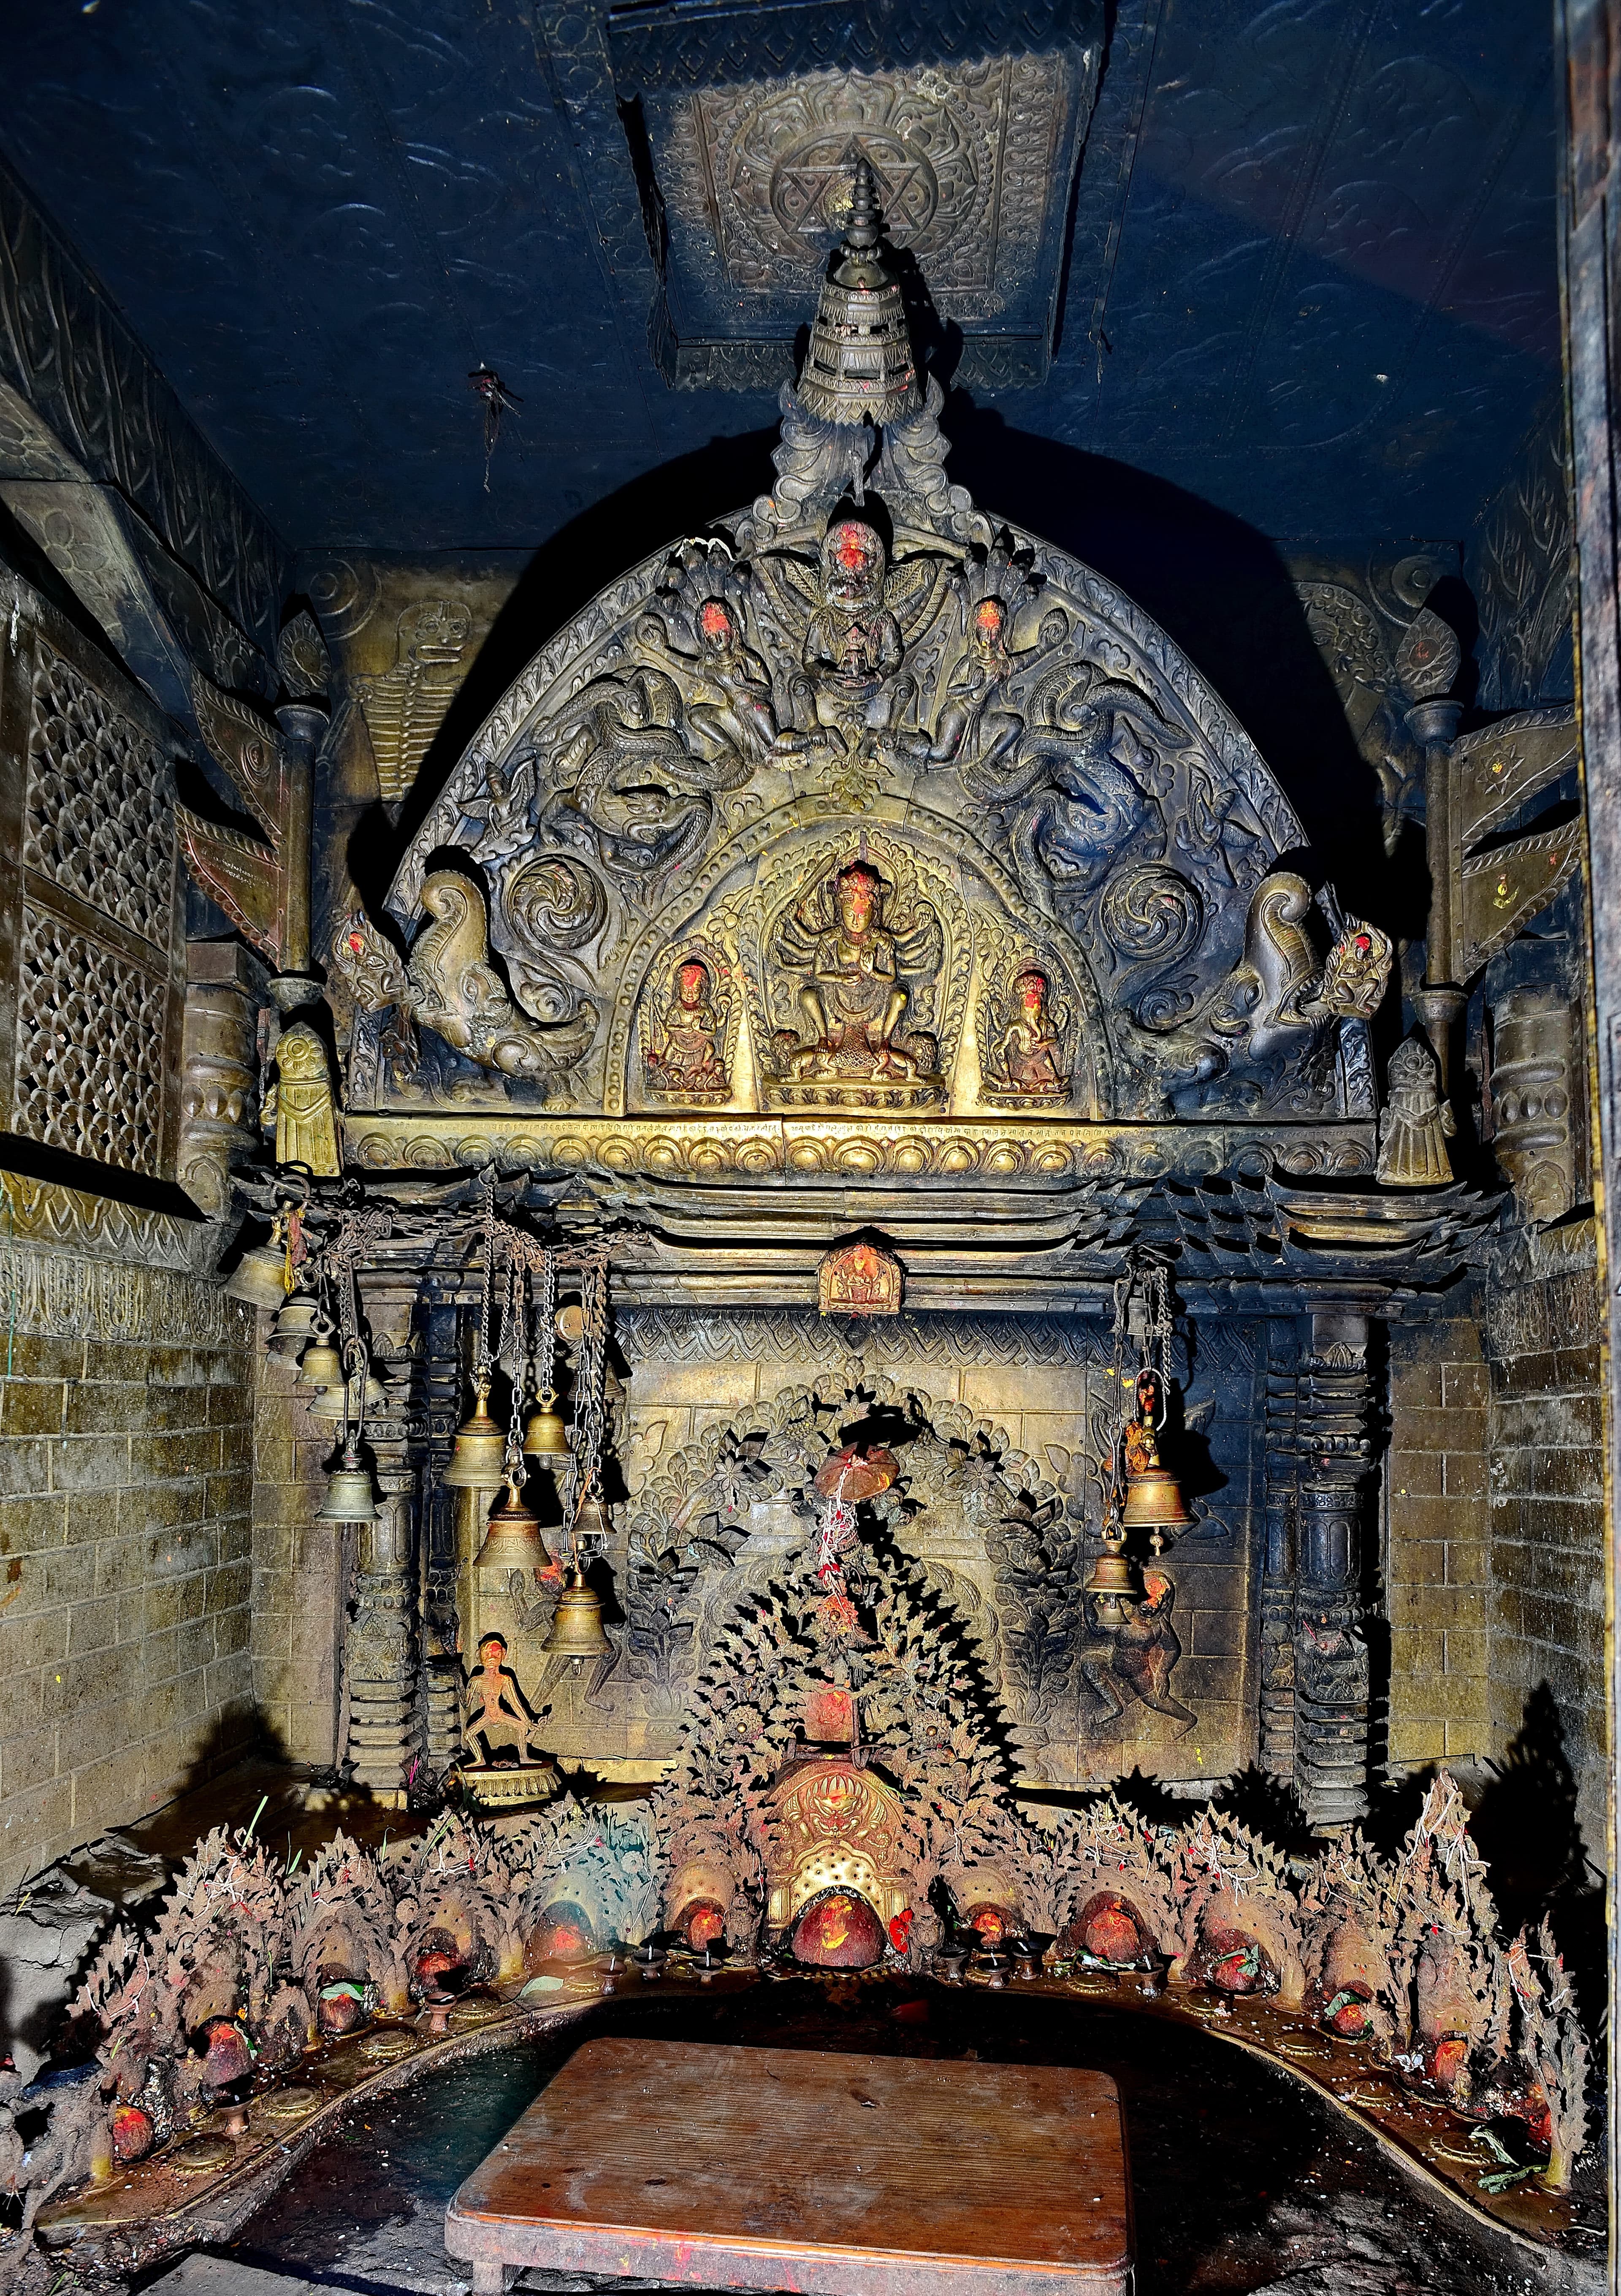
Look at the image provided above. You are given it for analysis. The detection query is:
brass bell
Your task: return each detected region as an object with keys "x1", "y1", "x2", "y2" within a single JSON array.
[
  {"x1": 1122, "y1": 1461, "x2": 1193, "y2": 1533},
  {"x1": 299, "y1": 1323, "x2": 344, "y2": 1391},
  {"x1": 317, "y1": 1446, "x2": 377, "y2": 1525},
  {"x1": 1084, "y1": 1525, "x2": 1138, "y2": 1626},
  {"x1": 308, "y1": 1368, "x2": 387, "y2": 1425},
  {"x1": 443, "y1": 1378, "x2": 507, "y2": 1489},
  {"x1": 224, "y1": 1241, "x2": 288, "y2": 1310},
  {"x1": 267, "y1": 1293, "x2": 318, "y2": 1359},
  {"x1": 572, "y1": 1488, "x2": 612, "y2": 1545},
  {"x1": 474, "y1": 1476, "x2": 553, "y2": 1573},
  {"x1": 541, "y1": 1566, "x2": 610, "y2": 1659},
  {"x1": 522, "y1": 1394, "x2": 571, "y2": 1459}
]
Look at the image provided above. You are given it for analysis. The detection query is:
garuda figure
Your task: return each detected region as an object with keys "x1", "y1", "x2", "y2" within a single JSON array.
[{"x1": 759, "y1": 517, "x2": 953, "y2": 763}]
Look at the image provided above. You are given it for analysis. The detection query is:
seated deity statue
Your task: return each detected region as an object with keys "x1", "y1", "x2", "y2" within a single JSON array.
[
  {"x1": 645, "y1": 955, "x2": 728, "y2": 1099},
  {"x1": 636, "y1": 596, "x2": 778, "y2": 779},
  {"x1": 787, "y1": 862, "x2": 916, "y2": 1081},
  {"x1": 993, "y1": 968, "x2": 1067, "y2": 1097}
]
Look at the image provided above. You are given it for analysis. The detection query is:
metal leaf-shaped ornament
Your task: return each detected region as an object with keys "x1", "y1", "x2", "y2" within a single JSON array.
[{"x1": 1395, "y1": 606, "x2": 1460, "y2": 705}]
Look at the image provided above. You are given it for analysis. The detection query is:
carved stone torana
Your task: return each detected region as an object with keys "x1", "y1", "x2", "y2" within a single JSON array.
[
  {"x1": 1489, "y1": 985, "x2": 1580, "y2": 1225},
  {"x1": 368, "y1": 178, "x2": 1370, "y2": 1162}
]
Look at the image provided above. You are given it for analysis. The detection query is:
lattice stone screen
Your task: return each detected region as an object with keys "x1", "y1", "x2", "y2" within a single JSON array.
[{"x1": 0, "y1": 578, "x2": 184, "y2": 1183}]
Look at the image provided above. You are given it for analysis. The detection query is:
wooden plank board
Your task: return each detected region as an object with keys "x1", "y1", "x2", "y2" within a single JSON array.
[{"x1": 445, "y1": 2037, "x2": 1132, "y2": 2296}]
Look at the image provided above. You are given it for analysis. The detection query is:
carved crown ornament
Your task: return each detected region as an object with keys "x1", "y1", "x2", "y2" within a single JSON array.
[{"x1": 328, "y1": 180, "x2": 1391, "y2": 1205}]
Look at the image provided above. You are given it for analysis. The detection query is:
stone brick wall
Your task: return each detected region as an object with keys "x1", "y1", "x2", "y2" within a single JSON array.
[
  {"x1": 1482, "y1": 1220, "x2": 1606, "y2": 1862},
  {"x1": 0, "y1": 1216, "x2": 258, "y2": 1897},
  {"x1": 1384, "y1": 1315, "x2": 1492, "y2": 1770},
  {"x1": 249, "y1": 1346, "x2": 347, "y2": 1770}
]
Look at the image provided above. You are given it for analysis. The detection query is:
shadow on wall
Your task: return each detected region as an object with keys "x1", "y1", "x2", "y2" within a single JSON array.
[{"x1": 343, "y1": 399, "x2": 1399, "y2": 936}]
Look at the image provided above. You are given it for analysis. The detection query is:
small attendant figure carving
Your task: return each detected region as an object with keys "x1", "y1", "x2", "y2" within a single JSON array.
[
  {"x1": 637, "y1": 596, "x2": 778, "y2": 777},
  {"x1": 985, "y1": 966, "x2": 1068, "y2": 1102},
  {"x1": 465, "y1": 1632, "x2": 543, "y2": 1766},
  {"x1": 644, "y1": 955, "x2": 729, "y2": 1102},
  {"x1": 1377, "y1": 1032, "x2": 1455, "y2": 1186},
  {"x1": 270, "y1": 1022, "x2": 340, "y2": 1175}
]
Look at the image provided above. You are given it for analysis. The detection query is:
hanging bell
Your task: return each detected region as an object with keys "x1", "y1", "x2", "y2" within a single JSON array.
[
  {"x1": 541, "y1": 1565, "x2": 611, "y2": 1659},
  {"x1": 224, "y1": 1241, "x2": 289, "y2": 1310},
  {"x1": 443, "y1": 1379, "x2": 507, "y2": 1489},
  {"x1": 267, "y1": 1293, "x2": 318, "y2": 1360},
  {"x1": 316, "y1": 1447, "x2": 377, "y2": 1525},
  {"x1": 572, "y1": 1487, "x2": 612, "y2": 1546},
  {"x1": 308, "y1": 1367, "x2": 388, "y2": 1425},
  {"x1": 298, "y1": 1322, "x2": 344, "y2": 1391},
  {"x1": 474, "y1": 1477, "x2": 553, "y2": 1573},
  {"x1": 1083, "y1": 1523, "x2": 1138, "y2": 1625},
  {"x1": 522, "y1": 1393, "x2": 571, "y2": 1459},
  {"x1": 1122, "y1": 1461, "x2": 1193, "y2": 1533}
]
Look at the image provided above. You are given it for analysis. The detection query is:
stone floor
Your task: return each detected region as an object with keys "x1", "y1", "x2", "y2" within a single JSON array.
[{"x1": 219, "y1": 1980, "x2": 1603, "y2": 2296}]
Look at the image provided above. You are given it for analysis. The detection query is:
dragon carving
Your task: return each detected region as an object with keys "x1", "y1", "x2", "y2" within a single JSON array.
[{"x1": 336, "y1": 870, "x2": 596, "y2": 1080}]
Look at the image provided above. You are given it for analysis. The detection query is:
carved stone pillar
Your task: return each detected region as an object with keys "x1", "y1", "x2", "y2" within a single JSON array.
[
  {"x1": 177, "y1": 939, "x2": 265, "y2": 1226},
  {"x1": 343, "y1": 1468, "x2": 420, "y2": 1798},
  {"x1": 342, "y1": 1327, "x2": 423, "y2": 1798},
  {"x1": 417, "y1": 1287, "x2": 467, "y2": 1774},
  {"x1": 1292, "y1": 1309, "x2": 1376, "y2": 1829},
  {"x1": 1258, "y1": 1319, "x2": 1301, "y2": 1777}
]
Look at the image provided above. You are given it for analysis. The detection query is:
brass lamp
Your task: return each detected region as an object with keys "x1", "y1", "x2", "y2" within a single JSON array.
[
  {"x1": 224, "y1": 1237, "x2": 289, "y2": 1309},
  {"x1": 474, "y1": 1472, "x2": 553, "y2": 1573},
  {"x1": 443, "y1": 1376, "x2": 507, "y2": 1489},
  {"x1": 522, "y1": 1391, "x2": 571, "y2": 1460},
  {"x1": 541, "y1": 1565, "x2": 611, "y2": 1659}
]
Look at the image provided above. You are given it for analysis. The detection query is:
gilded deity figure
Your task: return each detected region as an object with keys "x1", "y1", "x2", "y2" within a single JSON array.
[
  {"x1": 789, "y1": 862, "x2": 917, "y2": 1081},
  {"x1": 1377, "y1": 1032, "x2": 1455, "y2": 1186},
  {"x1": 644, "y1": 955, "x2": 729, "y2": 1101},
  {"x1": 993, "y1": 968, "x2": 1067, "y2": 1098},
  {"x1": 910, "y1": 595, "x2": 1025, "y2": 777}
]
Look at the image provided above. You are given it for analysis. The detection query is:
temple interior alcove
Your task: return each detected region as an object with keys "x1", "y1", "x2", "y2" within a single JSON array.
[{"x1": 0, "y1": 5, "x2": 1613, "y2": 2295}]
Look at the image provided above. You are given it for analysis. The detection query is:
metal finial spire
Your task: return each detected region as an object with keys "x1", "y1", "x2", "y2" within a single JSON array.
[{"x1": 796, "y1": 150, "x2": 921, "y2": 427}]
